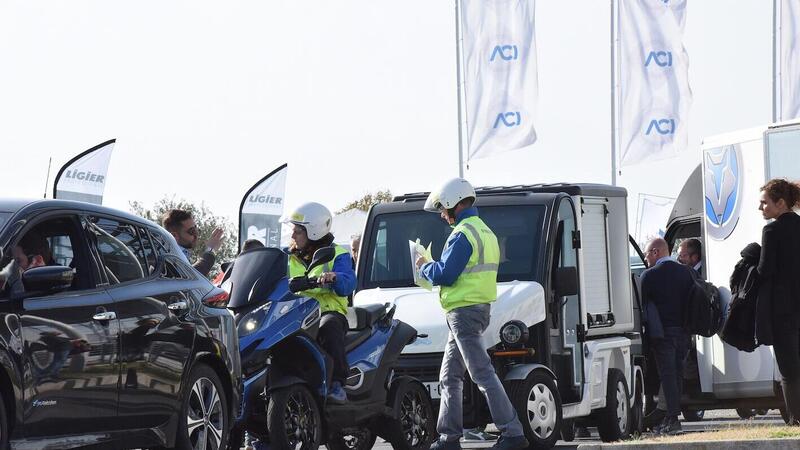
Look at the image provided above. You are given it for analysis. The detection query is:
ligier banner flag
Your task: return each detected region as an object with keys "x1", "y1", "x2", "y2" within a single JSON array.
[
  {"x1": 53, "y1": 139, "x2": 116, "y2": 204},
  {"x1": 239, "y1": 164, "x2": 287, "y2": 251}
]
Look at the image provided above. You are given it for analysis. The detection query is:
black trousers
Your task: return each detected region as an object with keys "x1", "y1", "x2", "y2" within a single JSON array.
[
  {"x1": 318, "y1": 312, "x2": 349, "y2": 385},
  {"x1": 651, "y1": 327, "x2": 688, "y2": 418}
]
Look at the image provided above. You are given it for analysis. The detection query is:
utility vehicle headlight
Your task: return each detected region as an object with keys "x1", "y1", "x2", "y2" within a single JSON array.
[{"x1": 499, "y1": 320, "x2": 529, "y2": 347}]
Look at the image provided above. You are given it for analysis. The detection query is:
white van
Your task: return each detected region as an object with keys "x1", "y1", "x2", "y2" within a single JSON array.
[{"x1": 663, "y1": 119, "x2": 800, "y2": 420}]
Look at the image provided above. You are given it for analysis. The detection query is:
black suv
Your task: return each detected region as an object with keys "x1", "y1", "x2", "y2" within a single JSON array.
[{"x1": 0, "y1": 199, "x2": 241, "y2": 450}]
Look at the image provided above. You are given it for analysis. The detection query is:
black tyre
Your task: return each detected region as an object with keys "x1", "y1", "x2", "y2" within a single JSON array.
[
  {"x1": 628, "y1": 382, "x2": 644, "y2": 436},
  {"x1": 380, "y1": 380, "x2": 435, "y2": 450},
  {"x1": 780, "y1": 406, "x2": 791, "y2": 424},
  {"x1": 681, "y1": 408, "x2": 705, "y2": 422},
  {"x1": 510, "y1": 371, "x2": 562, "y2": 450},
  {"x1": 326, "y1": 427, "x2": 377, "y2": 450},
  {"x1": 177, "y1": 364, "x2": 230, "y2": 450},
  {"x1": 560, "y1": 419, "x2": 575, "y2": 442},
  {"x1": 267, "y1": 384, "x2": 321, "y2": 450},
  {"x1": 595, "y1": 369, "x2": 630, "y2": 442},
  {"x1": 756, "y1": 409, "x2": 768, "y2": 416},
  {"x1": 736, "y1": 408, "x2": 757, "y2": 420}
]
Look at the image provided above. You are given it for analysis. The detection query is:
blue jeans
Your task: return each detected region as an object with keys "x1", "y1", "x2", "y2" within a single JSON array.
[
  {"x1": 437, "y1": 304, "x2": 524, "y2": 442},
  {"x1": 651, "y1": 327, "x2": 688, "y2": 418}
]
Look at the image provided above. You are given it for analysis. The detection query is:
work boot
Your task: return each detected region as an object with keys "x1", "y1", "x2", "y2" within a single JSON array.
[
  {"x1": 327, "y1": 381, "x2": 347, "y2": 404},
  {"x1": 490, "y1": 435, "x2": 529, "y2": 450},
  {"x1": 643, "y1": 408, "x2": 666, "y2": 431},
  {"x1": 429, "y1": 438, "x2": 462, "y2": 450},
  {"x1": 653, "y1": 416, "x2": 682, "y2": 435},
  {"x1": 781, "y1": 380, "x2": 800, "y2": 425}
]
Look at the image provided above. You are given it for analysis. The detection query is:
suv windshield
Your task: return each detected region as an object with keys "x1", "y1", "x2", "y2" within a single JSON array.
[{"x1": 362, "y1": 205, "x2": 546, "y2": 289}]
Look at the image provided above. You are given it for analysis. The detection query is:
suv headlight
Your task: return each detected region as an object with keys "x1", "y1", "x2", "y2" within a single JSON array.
[
  {"x1": 499, "y1": 320, "x2": 529, "y2": 347},
  {"x1": 237, "y1": 302, "x2": 272, "y2": 337}
]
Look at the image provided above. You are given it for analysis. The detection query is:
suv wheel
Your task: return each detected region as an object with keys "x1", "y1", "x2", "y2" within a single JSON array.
[{"x1": 177, "y1": 364, "x2": 229, "y2": 450}]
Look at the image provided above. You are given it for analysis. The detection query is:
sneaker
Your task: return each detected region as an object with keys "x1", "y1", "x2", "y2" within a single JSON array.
[
  {"x1": 575, "y1": 426, "x2": 591, "y2": 438},
  {"x1": 644, "y1": 408, "x2": 666, "y2": 431},
  {"x1": 429, "y1": 438, "x2": 462, "y2": 450},
  {"x1": 490, "y1": 435, "x2": 529, "y2": 450},
  {"x1": 327, "y1": 381, "x2": 347, "y2": 404},
  {"x1": 462, "y1": 428, "x2": 497, "y2": 441},
  {"x1": 653, "y1": 416, "x2": 682, "y2": 436}
]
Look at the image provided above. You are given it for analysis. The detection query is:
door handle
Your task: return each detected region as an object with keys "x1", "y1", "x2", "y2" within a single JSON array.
[
  {"x1": 92, "y1": 311, "x2": 117, "y2": 321},
  {"x1": 168, "y1": 301, "x2": 188, "y2": 312}
]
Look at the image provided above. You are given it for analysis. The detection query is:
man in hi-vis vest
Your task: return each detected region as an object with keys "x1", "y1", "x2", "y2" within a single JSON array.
[{"x1": 416, "y1": 178, "x2": 528, "y2": 450}]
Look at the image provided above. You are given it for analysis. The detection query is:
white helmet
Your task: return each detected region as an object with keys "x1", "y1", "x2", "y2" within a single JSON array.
[
  {"x1": 282, "y1": 202, "x2": 333, "y2": 241},
  {"x1": 424, "y1": 178, "x2": 476, "y2": 212}
]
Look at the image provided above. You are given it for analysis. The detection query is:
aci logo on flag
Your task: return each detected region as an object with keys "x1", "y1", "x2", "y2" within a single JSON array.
[
  {"x1": 704, "y1": 145, "x2": 744, "y2": 240},
  {"x1": 645, "y1": 51, "x2": 673, "y2": 67},
  {"x1": 646, "y1": 118, "x2": 675, "y2": 136},
  {"x1": 493, "y1": 112, "x2": 521, "y2": 128},
  {"x1": 490, "y1": 45, "x2": 518, "y2": 62}
]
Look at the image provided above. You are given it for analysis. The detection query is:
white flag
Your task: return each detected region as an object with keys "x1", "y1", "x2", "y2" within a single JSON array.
[
  {"x1": 461, "y1": 0, "x2": 538, "y2": 161},
  {"x1": 635, "y1": 194, "x2": 676, "y2": 247},
  {"x1": 54, "y1": 139, "x2": 115, "y2": 204},
  {"x1": 779, "y1": 0, "x2": 800, "y2": 121},
  {"x1": 618, "y1": 0, "x2": 692, "y2": 167},
  {"x1": 239, "y1": 164, "x2": 287, "y2": 250}
]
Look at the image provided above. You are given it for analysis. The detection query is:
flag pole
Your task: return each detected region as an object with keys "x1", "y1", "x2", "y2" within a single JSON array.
[
  {"x1": 773, "y1": 0, "x2": 779, "y2": 123},
  {"x1": 455, "y1": 0, "x2": 465, "y2": 178},
  {"x1": 43, "y1": 157, "x2": 52, "y2": 198},
  {"x1": 610, "y1": 0, "x2": 618, "y2": 186}
]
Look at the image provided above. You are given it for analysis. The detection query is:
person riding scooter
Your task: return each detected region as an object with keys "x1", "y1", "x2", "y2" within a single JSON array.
[{"x1": 283, "y1": 201, "x2": 355, "y2": 404}]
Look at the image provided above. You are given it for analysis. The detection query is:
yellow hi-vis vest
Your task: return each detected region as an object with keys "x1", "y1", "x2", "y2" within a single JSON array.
[
  {"x1": 439, "y1": 215, "x2": 500, "y2": 312},
  {"x1": 288, "y1": 244, "x2": 349, "y2": 316}
]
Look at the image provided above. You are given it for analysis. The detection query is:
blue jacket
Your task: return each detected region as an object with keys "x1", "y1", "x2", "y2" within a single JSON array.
[
  {"x1": 420, "y1": 207, "x2": 477, "y2": 287},
  {"x1": 641, "y1": 257, "x2": 694, "y2": 331},
  {"x1": 329, "y1": 252, "x2": 357, "y2": 297}
]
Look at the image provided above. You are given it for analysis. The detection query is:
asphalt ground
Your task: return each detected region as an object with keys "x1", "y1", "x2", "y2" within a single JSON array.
[{"x1": 365, "y1": 409, "x2": 786, "y2": 450}]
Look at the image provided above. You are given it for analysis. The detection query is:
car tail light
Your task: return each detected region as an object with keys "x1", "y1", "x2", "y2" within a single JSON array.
[{"x1": 203, "y1": 289, "x2": 230, "y2": 308}]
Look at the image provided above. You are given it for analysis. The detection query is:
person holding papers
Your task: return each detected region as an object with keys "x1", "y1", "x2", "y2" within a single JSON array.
[{"x1": 415, "y1": 178, "x2": 528, "y2": 450}]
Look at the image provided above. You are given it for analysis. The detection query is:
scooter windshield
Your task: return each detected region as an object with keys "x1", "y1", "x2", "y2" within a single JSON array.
[{"x1": 226, "y1": 247, "x2": 288, "y2": 309}]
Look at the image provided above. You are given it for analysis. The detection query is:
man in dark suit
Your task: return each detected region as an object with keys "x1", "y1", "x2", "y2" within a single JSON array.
[{"x1": 641, "y1": 238, "x2": 695, "y2": 435}]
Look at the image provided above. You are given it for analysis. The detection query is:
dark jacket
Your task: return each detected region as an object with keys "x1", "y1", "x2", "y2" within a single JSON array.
[
  {"x1": 641, "y1": 259, "x2": 695, "y2": 329},
  {"x1": 757, "y1": 212, "x2": 800, "y2": 336},
  {"x1": 721, "y1": 242, "x2": 761, "y2": 351}
]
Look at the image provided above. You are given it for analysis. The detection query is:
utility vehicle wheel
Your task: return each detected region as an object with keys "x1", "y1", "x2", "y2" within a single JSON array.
[
  {"x1": 380, "y1": 380, "x2": 434, "y2": 450},
  {"x1": 736, "y1": 408, "x2": 757, "y2": 420},
  {"x1": 510, "y1": 371, "x2": 562, "y2": 450},
  {"x1": 780, "y1": 406, "x2": 791, "y2": 424},
  {"x1": 628, "y1": 383, "x2": 644, "y2": 436},
  {"x1": 681, "y1": 409, "x2": 705, "y2": 422},
  {"x1": 267, "y1": 385, "x2": 321, "y2": 450},
  {"x1": 177, "y1": 365, "x2": 229, "y2": 450},
  {"x1": 595, "y1": 369, "x2": 630, "y2": 442},
  {"x1": 327, "y1": 428, "x2": 377, "y2": 450}
]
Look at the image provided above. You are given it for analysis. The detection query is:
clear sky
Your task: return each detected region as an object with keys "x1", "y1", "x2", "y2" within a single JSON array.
[{"x1": 0, "y1": 1, "x2": 773, "y2": 239}]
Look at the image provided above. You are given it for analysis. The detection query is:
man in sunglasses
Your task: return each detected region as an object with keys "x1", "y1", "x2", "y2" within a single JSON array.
[
  {"x1": 163, "y1": 209, "x2": 224, "y2": 277},
  {"x1": 1, "y1": 231, "x2": 52, "y2": 297}
]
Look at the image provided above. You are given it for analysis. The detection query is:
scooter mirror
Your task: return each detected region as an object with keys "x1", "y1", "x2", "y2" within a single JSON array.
[{"x1": 307, "y1": 246, "x2": 336, "y2": 274}]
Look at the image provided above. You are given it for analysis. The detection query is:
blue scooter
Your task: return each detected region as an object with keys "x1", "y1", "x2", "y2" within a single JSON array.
[{"x1": 224, "y1": 246, "x2": 434, "y2": 450}]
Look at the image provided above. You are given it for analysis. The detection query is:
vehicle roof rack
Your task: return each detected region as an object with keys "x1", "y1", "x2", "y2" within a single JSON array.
[{"x1": 393, "y1": 183, "x2": 626, "y2": 202}]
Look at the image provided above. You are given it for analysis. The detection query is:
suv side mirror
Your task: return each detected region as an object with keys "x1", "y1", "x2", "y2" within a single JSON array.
[
  {"x1": 554, "y1": 266, "x2": 578, "y2": 298},
  {"x1": 307, "y1": 246, "x2": 336, "y2": 274},
  {"x1": 20, "y1": 266, "x2": 74, "y2": 296}
]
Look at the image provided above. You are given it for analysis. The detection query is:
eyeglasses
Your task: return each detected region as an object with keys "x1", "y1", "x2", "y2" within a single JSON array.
[
  {"x1": 645, "y1": 248, "x2": 658, "y2": 255},
  {"x1": 184, "y1": 226, "x2": 198, "y2": 237}
]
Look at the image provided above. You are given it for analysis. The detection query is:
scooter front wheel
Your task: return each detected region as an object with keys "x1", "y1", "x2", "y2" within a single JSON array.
[{"x1": 267, "y1": 384, "x2": 322, "y2": 450}]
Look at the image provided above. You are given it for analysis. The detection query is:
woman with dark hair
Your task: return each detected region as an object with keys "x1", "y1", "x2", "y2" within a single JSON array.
[
  {"x1": 284, "y1": 202, "x2": 355, "y2": 404},
  {"x1": 757, "y1": 178, "x2": 800, "y2": 424}
]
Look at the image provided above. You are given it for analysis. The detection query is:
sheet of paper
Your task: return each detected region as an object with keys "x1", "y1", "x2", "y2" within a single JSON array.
[{"x1": 409, "y1": 239, "x2": 433, "y2": 291}]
